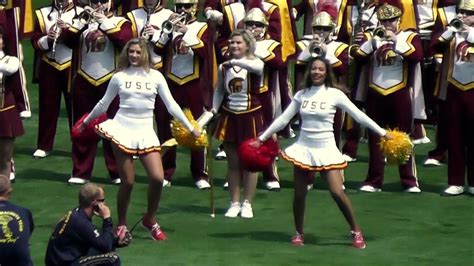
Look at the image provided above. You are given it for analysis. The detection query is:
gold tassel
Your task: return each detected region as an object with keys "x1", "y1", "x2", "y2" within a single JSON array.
[
  {"x1": 171, "y1": 109, "x2": 208, "y2": 149},
  {"x1": 379, "y1": 128, "x2": 413, "y2": 165}
]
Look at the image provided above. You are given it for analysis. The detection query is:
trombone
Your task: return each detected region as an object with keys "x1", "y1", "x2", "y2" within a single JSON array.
[{"x1": 162, "y1": 12, "x2": 187, "y2": 34}]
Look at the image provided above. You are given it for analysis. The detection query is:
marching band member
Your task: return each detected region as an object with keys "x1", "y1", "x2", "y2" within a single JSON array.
[
  {"x1": 153, "y1": 0, "x2": 211, "y2": 189},
  {"x1": 31, "y1": 0, "x2": 83, "y2": 159},
  {"x1": 244, "y1": 8, "x2": 285, "y2": 190},
  {"x1": 60, "y1": 0, "x2": 132, "y2": 184},
  {"x1": 353, "y1": 0, "x2": 423, "y2": 193},
  {"x1": 0, "y1": 4, "x2": 27, "y2": 181},
  {"x1": 0, "y1": 1, "x2": 32, "y2": 119},
  {"x1": 0, "y1": 28, "x2": 22, "y2": 179},
  {"x1": 127, "y1": 0, "x2": 173, "y2": 71},
  {"x1": 212, "y1": 29, "x2": 267, "y2": 218},
  {"x1": 295, "y1": 2, "x2": 349, "y2": 149},
  {"x1": 294, "y1": 0, "x2": 353, "y2": 42},
  {"x1": 216, "y1": 0, "x2": 281, "y2": 62},
  {"x1": 423, "y1": 0, "x2": 458, "y2": 167},
  {"x1": 432, "y1": 0, "x2": 474, "y2": 196},
  {"x1": 340, "y1": 0, "x2": 379, "y2": 163},
  {"x1": 113, "y1": 0, "x2": 142, "y2": 16}
]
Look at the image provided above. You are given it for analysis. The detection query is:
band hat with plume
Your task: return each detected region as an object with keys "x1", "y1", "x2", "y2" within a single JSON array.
[
  {"x1": 312, "y1": 0, "x2": 337, "y2": 28},
  {"x1": 244, "y1": 7, "x2": 269, "y2": 26},
  {"x1": 376, "y1": 0, "x2": 403, "y2": 21},
  {"x1": 458, "y1": 0, "x2": 474, "y2": 12}
]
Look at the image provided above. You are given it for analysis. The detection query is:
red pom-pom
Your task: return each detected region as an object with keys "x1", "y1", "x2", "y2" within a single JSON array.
[
  {"x1": 71, "y1": 113, "x2": 108, "y2": 142},
  {"x1": 238, "y1": 138, "x2": 279, "y2": 172},
  {"x1": 316, "y1": 0, "x2": 338, "y2": 20}
]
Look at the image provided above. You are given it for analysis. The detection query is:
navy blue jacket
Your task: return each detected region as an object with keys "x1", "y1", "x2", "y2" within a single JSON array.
[
  {"x1": 45, "y1": 207, "x2": 115, "y2": 266},
  {"x1": 0, "y1": 200, "x2": 34, "y2": 266}
]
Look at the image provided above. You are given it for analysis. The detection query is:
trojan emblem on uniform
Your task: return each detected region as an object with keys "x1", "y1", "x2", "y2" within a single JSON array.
[
  {"x1": 228, "y1": 77, "x2": 244, "y2": 93},
  {"x1": 456, "y1": 41, "x2": 474, "y2": 62},
  {"x1": 0, "y1": 211, "x2": 21, "y2": 243},
  {"x1": 85, "y1": 30, "x2": 107, "y2": 53}
]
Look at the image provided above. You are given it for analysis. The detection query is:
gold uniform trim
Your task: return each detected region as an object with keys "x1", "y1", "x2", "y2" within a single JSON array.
[
  {"x1": 35, "y1": 9, "x2": 46, "y2": 33},
  {"x1": 105, "y1": 19, "x2": 127, "y2": 34},
  {"x1": 369, "y1": 62, "x2": 409, "y2": 95},
  {"x1": 224, "y1": 5, "x2": 236, "y2": 32},
  {"x1": 167, "y1": 56, "x2": 200, "y2": 85},
  {"x1": 127, "y1": 12, "x2": 139, "y2": 38},
  {"x1": 96, "y1": 126, "x2": 161, "y2": 155},
  {"x1": 281, "y1": 151, "x2": 349, "y2": 171},
  {"x1": 0, "y1": 105, "x2": 15, "y2": 112},
  {"x1": 447, "y1": 41, "x2": 474, "y2": 91},
  {"x1": 41, "y1": 54, "x2": 71, "y2": 70},
  {"x1": 400, "y1": 33, "x2": 417, "y2": 56},
  {"x1": 222, "y1": 105, "x2": 262, "y2": 115}
]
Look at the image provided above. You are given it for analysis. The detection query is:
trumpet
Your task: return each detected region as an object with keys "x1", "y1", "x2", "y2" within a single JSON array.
[
  {"x1": 50, "y1": 3, "x2": 67, "y2": 61},
  {"x1": 309, "y1": 34, "x2": 326, "y2": 58},
  {"x1": 162, "y1": 12, "x2": 187, "y2": 34},
  {"x1": 373, "y1": 27, "x2": 386, "y2": 39},
  {"x1": 449, "y1": 18, "x2": 464, "y2": 32},
  {"x1": 310, "y1": 43, "x2": 324, "y2": 58},
  {"x1": 78, "y1": 6, "x2": 102, "y2": 24}
]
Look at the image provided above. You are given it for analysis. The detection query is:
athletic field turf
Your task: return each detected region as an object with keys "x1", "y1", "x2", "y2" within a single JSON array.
[{"x1": 8, "y1": 1, "x2": 473, "y2": 265}]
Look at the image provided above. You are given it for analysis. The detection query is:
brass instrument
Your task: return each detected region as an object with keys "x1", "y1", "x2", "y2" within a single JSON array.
[
  {"x1": 449, "y1": 18, "x2": 464, "y2": 32},
  {"x1": 78, "y1": 6, "x2": 102, "y2": 24},
  {"x1": 309, "y1": 34, "x2": 325, "y2": 58},
  {"x1": 50, "y1": 2, "x2": 67, "y2": 61},
  {"x1": 162, "y1": 12, "x2": 187, "y2": 34},
  {"x1": 373, "y1": 27, "x2": 386, "y2": 39}
]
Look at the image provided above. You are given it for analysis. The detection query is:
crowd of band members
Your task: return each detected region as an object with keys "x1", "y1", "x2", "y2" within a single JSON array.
[{"x1": 0, "y1": 0, "x2": 473, "y2": 197}]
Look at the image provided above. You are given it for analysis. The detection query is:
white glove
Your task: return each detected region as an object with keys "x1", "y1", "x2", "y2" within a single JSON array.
[
  {"x1": 20, "y1": 111, "x2": 31, "y2": 119},
  {"x1": 205, "y1": 9, "x2": 223, "y2": 21}
]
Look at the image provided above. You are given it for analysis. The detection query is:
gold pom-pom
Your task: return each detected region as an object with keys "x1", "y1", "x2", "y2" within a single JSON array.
[
  {"x1": 379, "y1": 128, "x2": 413, "y2": 165},
  {"x1": 171, "y1": 109, "x2": 208, "y2": 150}
]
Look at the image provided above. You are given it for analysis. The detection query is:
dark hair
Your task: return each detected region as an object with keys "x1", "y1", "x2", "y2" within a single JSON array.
[{"x1": 298, "y1": 57, "x2": 342, "y2": 91}]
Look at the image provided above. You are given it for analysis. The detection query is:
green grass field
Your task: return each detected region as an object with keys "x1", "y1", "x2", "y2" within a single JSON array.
[{"x1": 7, "y1": 1, "x2": 474, "y2": 265}]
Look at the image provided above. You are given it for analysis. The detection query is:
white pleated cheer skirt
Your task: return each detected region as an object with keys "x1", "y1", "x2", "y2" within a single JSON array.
[
  {"x1": 281, "y1": 133, "x2": 348, "y2": 171},
  {"x1": 95, "y1": 112, "x2": 160, "y2": 155}
]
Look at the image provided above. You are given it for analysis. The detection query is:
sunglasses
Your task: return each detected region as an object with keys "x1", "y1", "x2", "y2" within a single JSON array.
[
  {"x1": 96, "y1": 198, "x2": 105, "y2": 202},
  {"x1": 90, "y1": 0, "x2": 108, "y2": 4},
  {"x1": 245, "y1": 21, "x2": 265, "y2": 28},
  {"x1": 313, "y1": 26, "x2": 332, "y2": 32},
  {"x1": 175, "y1": 3, "x2": 193, "y2": 9}
]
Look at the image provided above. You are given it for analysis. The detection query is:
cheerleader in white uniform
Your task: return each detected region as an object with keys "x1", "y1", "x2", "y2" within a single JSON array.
[
  {"x1": 256, "y1": 57, "x2": 390, "y2": 248},
  {"x1": 80, "y1": 38, "x2": 201, "y2": 241}
]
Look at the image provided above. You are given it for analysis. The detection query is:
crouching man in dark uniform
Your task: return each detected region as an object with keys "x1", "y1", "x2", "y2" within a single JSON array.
[{"x1": 45, "y1": 183, "x2": 130, "y2": 266}]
